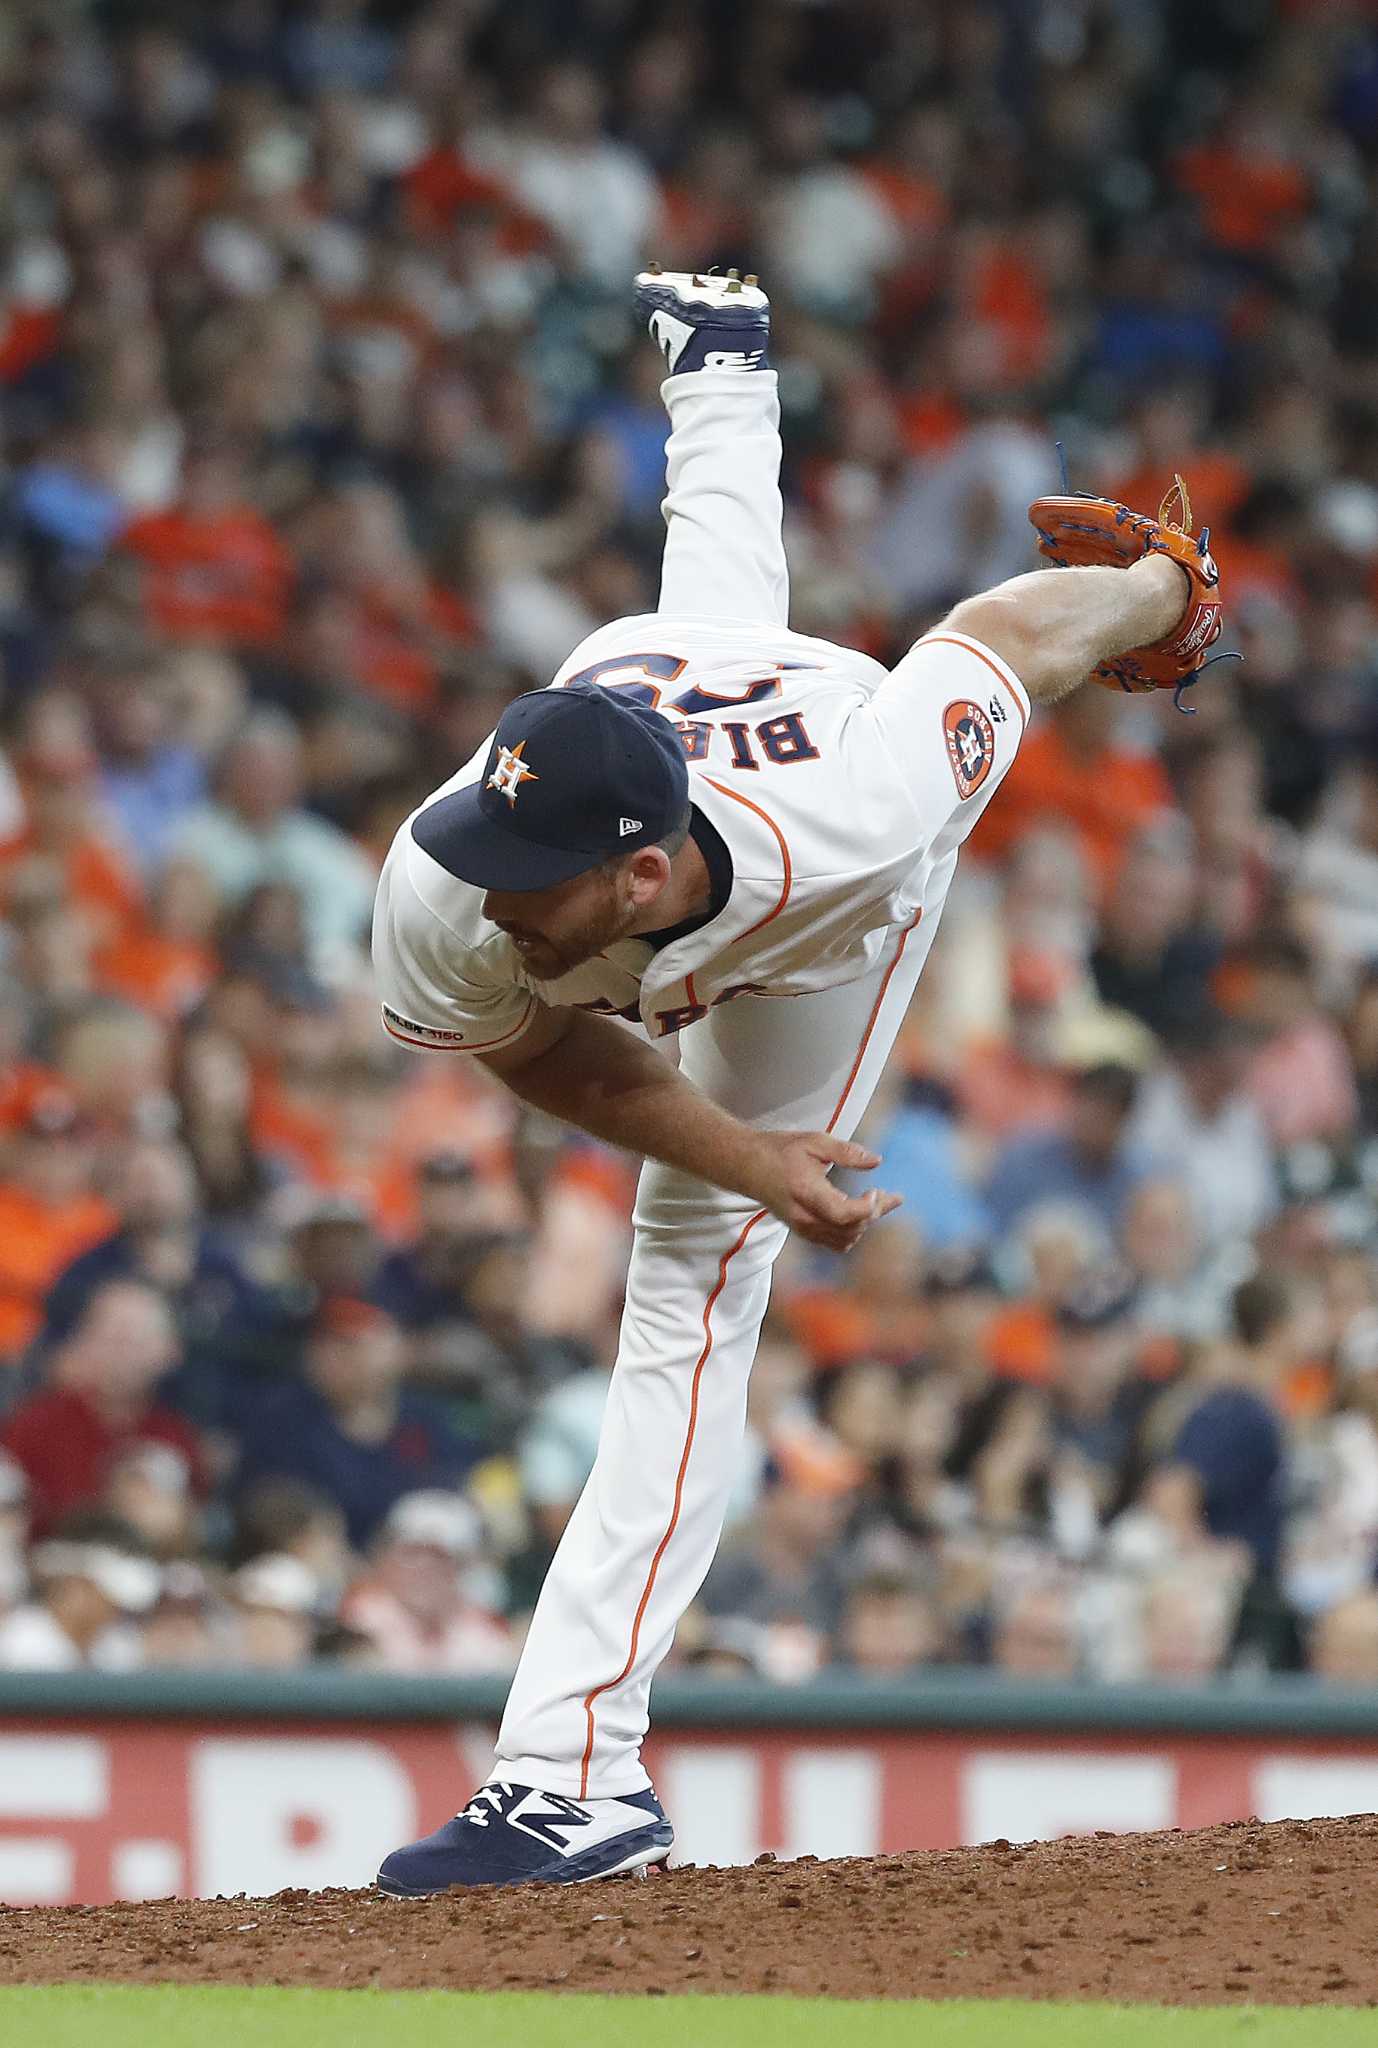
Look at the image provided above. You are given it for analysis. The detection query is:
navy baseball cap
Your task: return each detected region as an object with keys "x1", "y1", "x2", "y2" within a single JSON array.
[{"x1": 412, "y1": 681, "x2": 691, "y2": 892}]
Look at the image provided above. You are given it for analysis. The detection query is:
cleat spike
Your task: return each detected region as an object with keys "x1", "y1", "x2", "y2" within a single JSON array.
[
  {"x1": 691, "y1": 273, "x2": 703, "y2": 286},
  {"x1": 647, "y1": 259, "x2": 661, "y2": 275},
  {"x1": 744, "y1": 273, "x2": 758, "y2": 287},
  {"x1": 727, "y1": 268, "x2": 740, "y2": 280},
  {"x1": 726, "y1": 278, "x2": 742, "y2": 293}
]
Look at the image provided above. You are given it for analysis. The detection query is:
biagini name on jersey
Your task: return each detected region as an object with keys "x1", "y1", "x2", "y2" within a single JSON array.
[
  {"x1": 556, "y1": 653, "x2": 822, "y2": 772},
  {"x1": 675, "y1": 711, "x2": 818, "y2": 771}
]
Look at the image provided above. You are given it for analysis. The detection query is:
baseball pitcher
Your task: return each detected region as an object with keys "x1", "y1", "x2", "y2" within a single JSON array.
[{"x1": 370, "y1": 268, "x2": 1223, "y2": 1891}]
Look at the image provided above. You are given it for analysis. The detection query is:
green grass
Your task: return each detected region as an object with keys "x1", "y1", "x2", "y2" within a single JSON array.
[{"x1": 0, "y1": 1987, "x2": 1373, "y2": 2047}]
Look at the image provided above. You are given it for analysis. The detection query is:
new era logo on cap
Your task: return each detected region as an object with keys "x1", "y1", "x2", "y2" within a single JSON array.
[{"x1": 619, "y1": 817, "x2": 642, "y2": 837}]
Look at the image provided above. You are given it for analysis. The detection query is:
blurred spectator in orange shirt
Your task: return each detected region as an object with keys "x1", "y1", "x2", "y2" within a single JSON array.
[
  {"x1": 1106, "y1": 383, "x2": 1249, "y2": 538},
  {"x1": 247, "y1": 977, "x2": 437, "y2": 1240},
  {"x1": 402, "y1": 96, "x2": 544, "y2": 251},
  {"x1": 974, "y1": 689, "x2": 1172, "y2": 894},
  {"x1": 94, "y1": 856, "x2": 219, "y2": 1021},
  {"x1": 785, "y1": 1219, "x2": 929, "y2": 1370},
  {"x1": 0, "y1": 977, "x2": 61, "y2": 1139},
  {"x1": 1174, "y1": 96, "x2": 1309, "y2": 258},
  {"x1": 952, "y1": 223, "x2": 1051, "y2": 387},
  {"x1": 122, "y1": 436, "x2": 294, "y2": 650},
  {"x1": 292, "y1": 481, "x2": 475, "y2": 718},
  {"x1": 0, "y1": 692, "x2": 143, "y2": 956},
  {"x1": 0, "y1": 1088, "x2": 116, "y2": 1360}
]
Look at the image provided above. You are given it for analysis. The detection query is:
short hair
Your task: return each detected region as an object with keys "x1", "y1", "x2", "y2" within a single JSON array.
[
  {"x1": 656, "y1": 808, "x2": 692, "y2": 861},
  {"x1": 1244, "y1": 933, "x2": 1312, "y2": 981},
  {"x1": 1072, "y1": 1062, "x2": 1139, "y2": 1116},
  {"x1": 848, "y1": 1568, "x2": 930, "y2": 1607},
  {"x1": 1232, "y1": 1273, "x2": 1293, "y2": 1348},
  {"x1": 233, "y1": 1478, "x2": 342, "y2": 1565}
]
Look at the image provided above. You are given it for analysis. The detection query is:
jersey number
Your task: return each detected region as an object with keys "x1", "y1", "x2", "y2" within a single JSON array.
[{"x1": 560, "y1": 654, "x2": 817, "y2": 771}]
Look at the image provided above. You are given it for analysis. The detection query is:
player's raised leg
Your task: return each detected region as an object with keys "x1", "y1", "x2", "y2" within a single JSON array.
[{"x1": 636, "y1": 268, "x2": 790, "y2": 626}]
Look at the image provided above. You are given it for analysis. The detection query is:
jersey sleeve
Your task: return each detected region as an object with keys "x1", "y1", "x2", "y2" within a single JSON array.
[
  {"x1": 858, "y1": 628, "x2": 1030, "y2": 862},
  {"x1": 371, "y1": 831, "x2": 538, "y2": 1056}
]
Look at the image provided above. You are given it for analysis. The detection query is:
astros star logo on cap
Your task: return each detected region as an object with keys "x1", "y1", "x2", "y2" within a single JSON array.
[{"x1": 486, "y1": 740, "x2": 539, "y2": 807}]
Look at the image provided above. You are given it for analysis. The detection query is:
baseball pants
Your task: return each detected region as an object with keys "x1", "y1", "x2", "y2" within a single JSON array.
[{"x1": 495, "y1": 370, "x2": 959, "y2": 1798}]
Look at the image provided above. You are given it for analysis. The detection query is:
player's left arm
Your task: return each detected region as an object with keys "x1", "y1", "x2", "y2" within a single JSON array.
[
  {"x1": 479, "y1": 1004, "x2": 899, "y2": 1253},
  {"x1": 944, "y1": 552, "x2": 1189, "y2": 706}
]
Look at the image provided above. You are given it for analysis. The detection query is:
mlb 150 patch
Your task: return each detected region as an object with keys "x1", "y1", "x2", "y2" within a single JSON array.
[
  {"x1": 381, "y1": 1005, "x2": 468, "y2": 1047},
  {"x1": 943, "y1": 699, "x2": 995, "y2": 800}
]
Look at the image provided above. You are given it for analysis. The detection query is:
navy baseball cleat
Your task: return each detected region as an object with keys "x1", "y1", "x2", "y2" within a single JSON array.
[
  {"x1": 634, "y1": 264, "x2": 770, "y2": 375},
  {"x1": 376, "y1": 1781, "x2": 674, "y2": 1895}
]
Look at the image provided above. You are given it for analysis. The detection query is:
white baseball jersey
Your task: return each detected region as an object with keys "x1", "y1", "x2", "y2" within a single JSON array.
[
  {"x1": 373, "y1": 614, "x2": 1028, "y2": 1057},
  {"x1": 370, "y1": 360, "x2": 1033, "y2": 1809}
]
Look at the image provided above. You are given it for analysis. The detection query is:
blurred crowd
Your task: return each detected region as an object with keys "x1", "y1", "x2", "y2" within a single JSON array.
[{"x1": 5, "y1": 0, "x2": 1378, "y2": 1687}]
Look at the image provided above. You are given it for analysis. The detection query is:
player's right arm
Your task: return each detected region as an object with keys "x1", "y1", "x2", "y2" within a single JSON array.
[
  {"x1": 944, "y1": 552, "x2": 1188, "y2": 706},
  {"x1": 481, "y1": 1006, "x2": 896, "y2": 1253},
  {"x1": 374, "y1": 836, "x2": 895, "y2": 1252}
]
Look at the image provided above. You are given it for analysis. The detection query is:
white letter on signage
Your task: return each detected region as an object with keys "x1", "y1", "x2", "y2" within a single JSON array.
[
  {"x1": 191, "y1": 1739, "x2": 415, "y2": 1896},
  {"x1": 964, "y1": 1752, "x2": 1175, "y2": 1845}
]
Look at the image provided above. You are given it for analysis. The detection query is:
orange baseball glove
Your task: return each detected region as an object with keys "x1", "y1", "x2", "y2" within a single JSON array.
[{"x1": 1026, "y1": 476, "x2": 1224, "y2": 708}]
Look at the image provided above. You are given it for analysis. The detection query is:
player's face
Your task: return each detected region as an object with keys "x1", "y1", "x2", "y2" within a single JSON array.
[{"x1": 483, "y1": 863, "x2": 638, "y2": 981}]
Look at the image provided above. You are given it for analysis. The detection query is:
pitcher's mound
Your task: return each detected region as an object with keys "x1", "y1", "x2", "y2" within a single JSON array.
[{"x1": 2, "y1": 1815, "x2": 1375, "y2": 2004}]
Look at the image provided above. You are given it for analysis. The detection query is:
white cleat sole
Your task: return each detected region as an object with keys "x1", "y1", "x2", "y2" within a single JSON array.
[
  {"x1": 635, "y1": 266, "x2": 769, "y2": 316},
  {"x1": 569, "y1": 1844, "x2": 672, "y2": 1884}
]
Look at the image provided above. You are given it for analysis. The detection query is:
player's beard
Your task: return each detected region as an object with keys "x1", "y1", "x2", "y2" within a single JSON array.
[{"x1": 511, "y1": 868, "x2": 640, "y2": 982}]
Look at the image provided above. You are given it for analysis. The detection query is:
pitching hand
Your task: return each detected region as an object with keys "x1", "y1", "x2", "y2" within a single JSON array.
[{"x1": 744, "y1": 1131, "x2": 901, "y2": 1252}]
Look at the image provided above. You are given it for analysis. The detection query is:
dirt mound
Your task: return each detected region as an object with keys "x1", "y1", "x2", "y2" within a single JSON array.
[{"x1": 2, "y1": 1815, "x2": 1376, "y2": 2004}]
